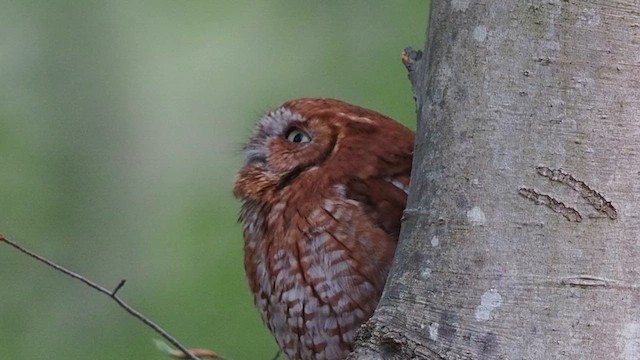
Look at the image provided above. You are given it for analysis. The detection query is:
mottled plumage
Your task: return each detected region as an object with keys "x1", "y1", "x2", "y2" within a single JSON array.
[{"x1": 234, "y1": 98, "x2": 414, "y2": 359}]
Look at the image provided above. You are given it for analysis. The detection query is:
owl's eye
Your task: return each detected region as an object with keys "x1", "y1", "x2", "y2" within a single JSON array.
[{"x1": 285, "y1": 128, "x2": 312, "y2": 144}]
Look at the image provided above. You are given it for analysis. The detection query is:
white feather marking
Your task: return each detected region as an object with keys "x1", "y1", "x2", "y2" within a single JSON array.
[
  {"x1": 310, "y1": 232, "x2": 330, "y2": 252},
  {"x1": 337, "y1": 112, "x2": 374, "y2": 124},
  {"x1": 272, "y1": 249, "x2": 288, "y2": 272},
  {"x1": 385, "y1": 176, "x2": 410, "y2": 194},
  {"x1": 307, "y1": 264, "x2": 326, "y2": 281},
  {"x1": 304, "y1": 296, "x2": 319, "y2": 314},
  {"x1": 272, "y1": 201, "x2": 286, "y2": 213},
  {"x1": 289, "y1": 302, "x2": 303, "y2": 314},
  {"x1": 337, "y1": 312, "x2": 354, "y2": 327},
  {"x1": 282, "y1": 286, "x2": 305, "y2": 304},
  {"x1": 309, "y1": 208, "x2": 324, "y2": 223},
  {"x1": 324, "y1": 336, "x2": 343, "y2": 359},
  {"x1": 353, "y1": 308, "x2": 365, "y2": 320},
  {"x1": 256, "y1": 262, "x2": 271, "y2": 296},
  {"x1": 323, "y1": 199, "x2": 336, "y2": 213}
]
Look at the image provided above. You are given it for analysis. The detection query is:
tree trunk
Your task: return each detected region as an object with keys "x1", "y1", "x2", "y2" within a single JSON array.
[{"x1": 350, "y1": 1, "x2": 640, "y2": 359}]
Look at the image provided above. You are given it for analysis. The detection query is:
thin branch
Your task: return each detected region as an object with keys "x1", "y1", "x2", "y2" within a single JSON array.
[
  {"x1": 0, "y1": 233, "x2": 201, "y2": 360},
  {"x1": 112, "y1": 279, "x2": 126, "y2": 296}
]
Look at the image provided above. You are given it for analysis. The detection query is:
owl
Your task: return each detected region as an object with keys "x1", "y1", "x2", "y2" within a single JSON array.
[{"x1": 233, "y1": 98, "x2": 414, "y2": 359}]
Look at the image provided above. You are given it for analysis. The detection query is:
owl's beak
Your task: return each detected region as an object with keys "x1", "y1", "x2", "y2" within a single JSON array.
[{"x1": 244, "y1": 148, "x2": 267, "y2": 166}]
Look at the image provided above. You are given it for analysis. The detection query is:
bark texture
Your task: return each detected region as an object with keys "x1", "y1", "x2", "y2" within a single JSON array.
[{"x1": 350, "y1": 1, "x2": 640, "y2": 359}]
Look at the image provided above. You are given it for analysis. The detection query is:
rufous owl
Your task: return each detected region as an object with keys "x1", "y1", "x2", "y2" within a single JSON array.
[{"x1": 234, "y1": 98, "x2": 414, "y2": 360}]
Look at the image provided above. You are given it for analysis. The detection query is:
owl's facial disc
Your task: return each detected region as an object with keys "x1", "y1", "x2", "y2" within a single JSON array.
[{"x1": 243, "y1": 107, "x2": 305, "y2": 167}]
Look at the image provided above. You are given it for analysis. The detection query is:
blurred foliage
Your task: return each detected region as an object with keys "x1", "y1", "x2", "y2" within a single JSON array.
[{"x1": 0, "y1": 1, "x2": 428, "y2": 359}]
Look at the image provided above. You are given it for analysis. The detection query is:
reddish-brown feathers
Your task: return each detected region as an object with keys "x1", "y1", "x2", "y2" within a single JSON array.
[{"x1": 234, "y1": 98, "x2": 414, "y2": 359}]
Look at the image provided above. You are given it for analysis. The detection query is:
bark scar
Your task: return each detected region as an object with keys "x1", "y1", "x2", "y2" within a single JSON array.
[
  {"x1": 519, "y1": 166, "x2": 617, "y2": 222},
  {"x1": 536, "y1": 166, "x2": 617, "y2": 220},
  {"x1": 560, "y1": 275, "x2": 613, "y2": 288},
  {"x1": 518, "y1": 187, "x2": 582, "y2": 222}
]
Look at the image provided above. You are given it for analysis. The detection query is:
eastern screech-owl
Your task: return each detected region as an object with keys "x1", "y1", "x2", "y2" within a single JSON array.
[{"x1": 234, "y1": 98, "x2": 414, "y2": 360}]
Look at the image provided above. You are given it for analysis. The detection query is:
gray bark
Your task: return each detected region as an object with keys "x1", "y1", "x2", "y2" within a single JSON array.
[{"x1": 350, "y1": 1, "x2": 640, "y2": 359}]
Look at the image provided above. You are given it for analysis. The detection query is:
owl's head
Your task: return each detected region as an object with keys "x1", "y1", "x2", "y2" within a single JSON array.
[{"x1": 234, "y1": 98, "x2": 414, "y2": 200}]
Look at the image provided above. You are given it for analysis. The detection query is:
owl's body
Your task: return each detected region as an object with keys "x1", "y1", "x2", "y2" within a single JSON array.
[{"x1": 234, "y1": 98, "x2": 414, "y2": 359}]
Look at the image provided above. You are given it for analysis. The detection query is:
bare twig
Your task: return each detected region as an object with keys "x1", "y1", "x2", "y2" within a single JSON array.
[{"x1": 0, "y1": 233, "x2": 201, "y2": 360}]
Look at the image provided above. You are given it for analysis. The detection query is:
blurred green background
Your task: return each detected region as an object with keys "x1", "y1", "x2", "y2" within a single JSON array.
[{"x1": 0, "y1": 1, "x2": 428, "y2": 359}]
